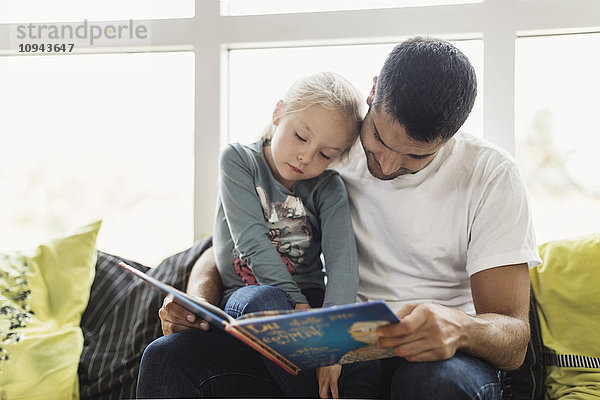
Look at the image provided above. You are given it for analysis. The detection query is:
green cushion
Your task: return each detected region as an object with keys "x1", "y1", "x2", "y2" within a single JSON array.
[
  {"x1": 0, "y1": 221, "x2": 101, "y2": 400},
  {"x1": 531, "y1": 232, "x2": 600, "y2": 399}
]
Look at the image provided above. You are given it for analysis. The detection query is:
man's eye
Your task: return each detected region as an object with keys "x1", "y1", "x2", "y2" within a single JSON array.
[
  {"x1": 295, "y1": 133, "x2": 307, "y2": 142},
  {"x1": 409, "y1": 154, "x2": 431, "y2": 160},
  {"x1": 373, "y1": 129, "x2": 383, "y2": 144}
]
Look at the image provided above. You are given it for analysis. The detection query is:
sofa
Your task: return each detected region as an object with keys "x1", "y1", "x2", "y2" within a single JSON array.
[
  {"x1": 0, "y1": 221, "x2": 211, "y2": 399},
  {"x1": 1, "y1": 221, "x2": 598, "y2": 399},
  {"x1": 502, "y1": 233, "x2": 600, "y2": 399}
]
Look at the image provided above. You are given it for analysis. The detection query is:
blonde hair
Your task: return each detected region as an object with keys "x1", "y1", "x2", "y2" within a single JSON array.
[{"x1": 262, "y1": 71, "x2": 364, "y2": 159}]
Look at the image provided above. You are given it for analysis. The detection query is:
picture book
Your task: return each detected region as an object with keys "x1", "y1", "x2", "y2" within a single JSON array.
[{"x1": 119, "y1": 261, "x2": 400, "y2": 375}]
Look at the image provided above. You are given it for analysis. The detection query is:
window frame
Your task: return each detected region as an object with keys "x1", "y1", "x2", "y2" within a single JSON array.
[{"x1": 1, "y1": 0, "x2": 599, "y2": 239}]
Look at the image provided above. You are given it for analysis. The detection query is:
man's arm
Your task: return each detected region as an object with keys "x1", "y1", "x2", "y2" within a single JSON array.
[
  {"x1": 376, "y1": 263, "x2": 530, "y2": 371},
  {"x1": 462, "y1": 263, "x2": 530, "y2": 370},
  {"x1": 159, "y1": 246, "x2": 222, "y2": 335},
  {"x1": 186, "y1": 246, "x2": 222, "y2": 304}
]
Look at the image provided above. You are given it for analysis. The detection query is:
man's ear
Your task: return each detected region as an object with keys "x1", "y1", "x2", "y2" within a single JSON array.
[
  {"x1": 366, "y1": 76, "x2": 378, "y2": 106},
  {"x1": 272, "y1": 100, "x2": 285, "y2": 126}
]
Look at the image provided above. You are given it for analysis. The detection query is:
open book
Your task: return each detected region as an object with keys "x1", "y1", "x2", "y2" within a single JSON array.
[{"x1": 120, "y1": 261, "x2": 400, "y2": 375}]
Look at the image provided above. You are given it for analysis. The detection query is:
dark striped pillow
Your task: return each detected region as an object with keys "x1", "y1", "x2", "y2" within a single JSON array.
[{"x1": 78, "y1": 238, "x2": 212, "y2": 400}]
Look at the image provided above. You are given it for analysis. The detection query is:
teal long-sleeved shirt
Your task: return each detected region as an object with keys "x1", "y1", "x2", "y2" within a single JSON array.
[{"x1": 214, "y1": 140, "x2": 358, "y2": 308}]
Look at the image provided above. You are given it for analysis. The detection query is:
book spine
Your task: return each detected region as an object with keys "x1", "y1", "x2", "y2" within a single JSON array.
[{"x1": 226, "y1": 325, "x2": 300, "y2": 376}]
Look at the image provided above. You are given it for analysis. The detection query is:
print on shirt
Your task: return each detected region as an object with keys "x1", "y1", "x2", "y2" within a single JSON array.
[
  {"x1": 233, "y1": 186, "x2": 311, "y2": 284},
  {"x1": 233, "y1": 257, "x2": 257, "y2": 285}
]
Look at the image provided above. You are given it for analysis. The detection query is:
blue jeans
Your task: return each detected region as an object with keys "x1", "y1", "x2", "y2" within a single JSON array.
[
  {"x1": 137, "y1": 286, "x2": 322, "y2": 398},
  {"x1": 224, "y1": 285, "x2": 326, "y2": 317},
  {"x1": 137, "y1": 284, "x2": 501, "y2": 399},
  {"x1": 340, "y1": 354, "x2": 502, "y2": 400},
  {"x1": 224, "y1": 285, "x2": 295, "y2": 318},
  {"x1": 137, "y1": 329, "x2": 289, "y2": 398}
]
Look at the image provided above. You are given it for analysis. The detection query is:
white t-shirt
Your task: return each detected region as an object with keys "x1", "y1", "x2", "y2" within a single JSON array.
[{"x1": 337, "y1": 132, "x2": 542, "y2": 315}]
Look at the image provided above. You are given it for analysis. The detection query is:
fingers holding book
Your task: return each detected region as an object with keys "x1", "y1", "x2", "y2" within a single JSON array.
[
  {"x1": 317, "y1": 364, "x2": 342, "y2": 399},
  {"x1": 159, "y1": 295, "x2": 211, "y2": 335}
]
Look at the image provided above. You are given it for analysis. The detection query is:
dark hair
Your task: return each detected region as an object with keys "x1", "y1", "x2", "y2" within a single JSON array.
[{"x1": 372, "y1": 36, "x2": 477, "y2": 143}]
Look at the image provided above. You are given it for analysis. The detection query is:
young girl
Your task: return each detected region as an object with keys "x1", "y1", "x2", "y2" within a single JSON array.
[{"x1": 213, "y1": 71, "x2": 362, "y2": 398}]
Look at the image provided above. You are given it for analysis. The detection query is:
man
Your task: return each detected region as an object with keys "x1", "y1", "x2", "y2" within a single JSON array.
[{"x1": 137, "y1": 37, "x2": 541, "y2": 399}]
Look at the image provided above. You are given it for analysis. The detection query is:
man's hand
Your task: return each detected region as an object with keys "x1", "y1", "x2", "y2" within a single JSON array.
[
  {"x1": 159, "y1": 296, "x2": 211, "y2": 335},
  {"x1": 376, "y1": 303, "x2": 468, "y2": 362},
  {"x1": 376, "y1": 265, "x2": 530, "y2": 371},
  {"x1": 317, "y1": 364, "x2": 342, "y2": 399},
  {"x1": 159, "y1": 246, "x2": 223, "y2": 336}
]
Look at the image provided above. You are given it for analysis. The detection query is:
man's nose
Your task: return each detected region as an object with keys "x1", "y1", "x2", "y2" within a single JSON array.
[{"x1": 377, "y1": 153, "x2": 402, "y2": 175}]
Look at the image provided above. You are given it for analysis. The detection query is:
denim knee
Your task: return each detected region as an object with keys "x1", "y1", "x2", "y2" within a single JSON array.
[
  {"x1": 137, "y1": 329, "x2": 287, "y2": 398},
  {"x1": 139, "y1": 333, "x2": 180, "y2": 373},
  {"x1": 340, "y1": 360, "x2": 382, "y2": 398},
  {"x1": 137, "y1": 331, "x2": 202, "y2": 397},
  {"x1": 388, "y1": 354, "x2": 501, "y2": 400},
  {"x1": 225, "y1": 285, "x2": 294, "y2": 318}
]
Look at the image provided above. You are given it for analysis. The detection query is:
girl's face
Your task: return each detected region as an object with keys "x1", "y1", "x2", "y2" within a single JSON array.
[{"x1": 264, "y1": 105, "x2": 356, "y2": 190}]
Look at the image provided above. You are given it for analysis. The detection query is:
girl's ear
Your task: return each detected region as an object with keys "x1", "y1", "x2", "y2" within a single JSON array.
[
  {"x1": 272, "y1": 100, "x2": 285, "y2": 126},
  {"x1": 366, "y1": 76, "x2": 378, "y2": 106}
]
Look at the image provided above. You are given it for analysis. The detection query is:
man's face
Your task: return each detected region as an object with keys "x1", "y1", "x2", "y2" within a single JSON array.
[{"x1": 359, "y1": 105, "x2": 445, "y2": 181}]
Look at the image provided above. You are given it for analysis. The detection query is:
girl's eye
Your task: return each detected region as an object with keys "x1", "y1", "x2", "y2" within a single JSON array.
[
  {"x1": 319, "y1": 152, "x2": 331, "y2": 160},
  {"x1": 295, "y1": 133, "x2": 307, "y2": 142}
]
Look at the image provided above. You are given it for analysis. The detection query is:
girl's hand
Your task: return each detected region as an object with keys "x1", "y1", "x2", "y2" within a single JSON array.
[
  {"x1": 317, "y1": 364, "x2": 342, "y2": 399},
  {"x1": 295, "y1": 303, "x2": 311, "y2": 311}
]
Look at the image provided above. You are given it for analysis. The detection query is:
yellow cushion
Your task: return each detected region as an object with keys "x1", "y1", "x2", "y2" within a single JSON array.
[
  {"x1": 531, "y1": 233, "x2": 600, "y2": 399},
  {"x1": 544, "y1": 367, "x2": 600, "y2": 399},
  {"x1": 0, "y1": 221, "x2": 101, "y2": 400}
]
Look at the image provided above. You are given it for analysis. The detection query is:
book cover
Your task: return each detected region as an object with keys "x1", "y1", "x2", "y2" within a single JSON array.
[
  {"x1": 233, "y1": 301, "x2": 400, "y2": 371},
  {"x1": 119, "y1": 261, "x2": 400, "y2": 375}
]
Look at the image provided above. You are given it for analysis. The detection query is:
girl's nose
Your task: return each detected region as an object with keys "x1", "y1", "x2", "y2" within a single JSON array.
[{"x1": 298, "y1": 151, "x2": 313, "y2": 164}]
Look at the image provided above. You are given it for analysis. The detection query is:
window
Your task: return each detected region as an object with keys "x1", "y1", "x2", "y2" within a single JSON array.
[
  {"x1": 0, "y1": 0, "x2": 194, "y2": 23},
  {"x1": 3, "y1": 1, "x2": 599, "y2": 250},
  {"x1": 221, "y1": 0, "x2": 481, "y2": 16},
  {"x1": 228, "y1": 40, "x2": 483, "y2": 145},
  {"x1": 515, "y1": 33, "x2": 600, "y2": 243},
  {"x1": 0, "y1": 52, "x2": 194, "y2": 265}
]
